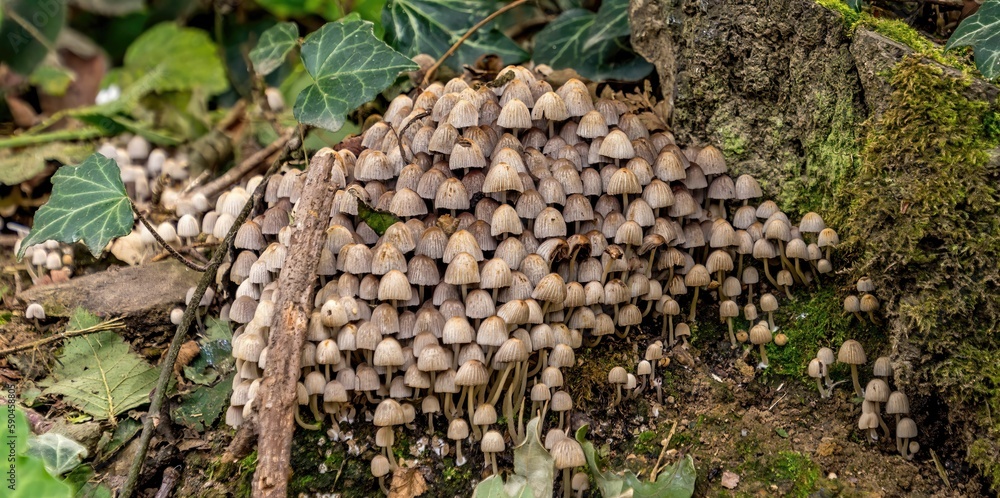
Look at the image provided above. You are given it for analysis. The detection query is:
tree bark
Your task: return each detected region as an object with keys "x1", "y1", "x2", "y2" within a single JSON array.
[{"x1": 251, "y1": 149, "x2": 338, "y2": 497}]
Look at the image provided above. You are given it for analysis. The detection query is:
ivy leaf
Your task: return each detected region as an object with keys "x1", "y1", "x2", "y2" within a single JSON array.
[
  {"x1": 513, "y1": 417, "x2": 554, "y2": 498},
  {"x1": 6, "y1": 456, "x2": 74, "y2": 498},
  {"x1": 382, "y1": 0, "x2": 528, "y2": 71},
  {"x1": 845, "y1": 0, "x2": 862, "y2": 12},
  {"x1": 171, "y1": 373, "x2": 233, "y2": 431},
  {"x1": 577, "y1": 425, "x2": 697, "y2": 498},
  {"x1": 0, "y1": 0, "x2": 66, "y2": 75},
  {"x1": 293, "y1": 17, "x2": 417, "y2": 131},
  {"x1": 583, "y1": 0, "x2": 630, "y2": 50},
  {"x1": 250, "y1": 22, "x2": 299, "y2": 76},
  {"x1": 533, "y1": 9, "x2": 652, "y2": 81},
  {"x1": 0, "y1": 142, "x2": 93, "y2": 186},
  {"x1": 122, "y1": 22, "x2": 228, "y2": 95},
  {"x1": 17, "y1": 153, "x2": 133, "y2": 259},
  {"x1": 42, "y1": 330, "x2": 159, "y2": 423},
  {"x1": 25, "y1": 432, "x2": 88, "y2": 476},
  {"x1": 946, "y1": 0, "x2": 1000, "y2": 79}
]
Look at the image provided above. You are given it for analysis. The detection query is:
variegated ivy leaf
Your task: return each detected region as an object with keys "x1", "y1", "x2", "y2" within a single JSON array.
[
  {"x1": 382, "y1": 0, "x2": 529, "y2": 71},
  {"x1": 294, "y1": 17, "x2": 417, "y2": 132},
  {"x1": 946, "y1": 0, "x2": 1000, "y2": 79},
  {"x1": 250, "y1": 22, "x2": 300, "y2": 76},
  {"x1": 533, "y1": 9, "x2": 653, "y2": 82},
  {"x1": 17, "y1": 153, "x2": 133, "y2": 259}
]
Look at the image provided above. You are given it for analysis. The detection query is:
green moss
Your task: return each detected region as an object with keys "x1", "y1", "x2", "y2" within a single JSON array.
[
  {"x1": 736, "y1": 450, "x2": 820, "y2": 497},
  {"x1": 718, "y1": 124, "x2": 748, "y2": 157},
  {"x1": 841, "y1": 55, "x2": 1000, "y2": 488},
  {"x1": 0, "y1": 311, "x2": 10, "y2": 325},
  {"x1": 814, "y1": 0, "x2": 975, "y2": 72},
  {"x1": 633, "y1": 430, "x2": 660, "y2": 456}
]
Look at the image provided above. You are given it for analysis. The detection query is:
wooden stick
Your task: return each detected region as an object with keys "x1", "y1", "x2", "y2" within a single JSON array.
[
  {"x1": 0, "y1": 318, "x2": 125, "y2": 356},
  {"x1": 132, "y1": 202, "x2": 208, "y2": 272},
  {"x1": 119, "y1": 131, "x2": 302, "y2": 498},
  {"x1": 421, "y1": 0, "x2": 530, "y2": 86},
  {"x1": 251, "y1": 149, "x2": 338, "y2": 497},
  {"x1": 649, "y1": 420, "x2": 678, "y2": 482},
  {"x1": 195, "y1": 127, "x2": 296, "y2": 198}
]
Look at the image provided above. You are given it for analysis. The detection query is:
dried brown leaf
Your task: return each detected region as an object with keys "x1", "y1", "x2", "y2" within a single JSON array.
[{"x1": 389, "y1": 466, "x2": 427, "y2": 498}]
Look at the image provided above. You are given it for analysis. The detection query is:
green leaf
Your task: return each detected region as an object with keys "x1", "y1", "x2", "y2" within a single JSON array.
[
  {"x1": 17, "y1": 154, "x2": 133, "y2": 259},
  {"x1": 577, "y1": 425, "x2": 696, "y2": 498},
  {"x1": 256, "y1": 0, "x2": 343, "y2": 20},
  {"x1": 513, "y1": 417, "x2": 554, "y2": 498},
  {"x1": 42, "y1": 330, "x2": 158, "y2": 423},
  {"x1": 122, "y1": 22, "x2": 228, "y2": 95},
  {"x1": 6, "y1": 456, "x2": 74, "y2": 498},
  {"x1": 0, "y1": 142, "x2": 93, "y2": 186},
  {"x1": 0, "y1": 0, "x2": 66, "y2": 75},
  {"x1": 533, "y1": 9, "x2": 653, "y2": 81},
  {"x1": 172, "y1": 373, "x2": 233, "y2": 431},
  {"x1": 946, "y1": 0, "x2": 1000, "y2": 79},
  {"x1": 97, "y1": 417, "x2": 141, "y2": 462},
  {"x1": 844, "y1": 0, "x2": 862, "y2": 12},
  {"x1": 25, "y1": 432, "x2": 88, "y2": 476},
  {"x1": 250, "y1": 22, "x2": 299, "y2": 76},
  {"x1": 382, "y1": 0, "x2": 528, "y2": 71},
  {"x1": 29, "y1": 63, "x2": 74, "y2": 96},
  {"x1": 583, "y1": 0, "x2": 630, "y2": 50},
  {"x1": 775, "y1": 427, "x2": 789, "y2": 438},
  {"x1": 293, "y1": 17, "x2": 417, "y2": 131}
]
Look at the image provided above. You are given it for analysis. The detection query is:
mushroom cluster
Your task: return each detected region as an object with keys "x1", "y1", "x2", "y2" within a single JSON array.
[
  {"x1": 214, "y1": 66, "x2": 843, "y2": 479},
  {"x1": 812, "y1": 341, "x2": 918, "y2": 459},
  {"x1": 843, "y1": 277, "x2": 880, "y2": 323}
]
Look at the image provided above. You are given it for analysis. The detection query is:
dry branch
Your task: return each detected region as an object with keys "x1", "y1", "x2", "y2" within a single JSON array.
[{"x1": 251, "y1": 149, "x2": 338, "y2": 497}]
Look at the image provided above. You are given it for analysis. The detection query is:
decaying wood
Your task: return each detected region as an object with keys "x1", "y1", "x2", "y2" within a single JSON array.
[
  {"x1": 252, "y1": 149, "x2": 338, "y2": 497},
  {"x1": 153, "y1": 466, "x2": 180, "y2": 498}
]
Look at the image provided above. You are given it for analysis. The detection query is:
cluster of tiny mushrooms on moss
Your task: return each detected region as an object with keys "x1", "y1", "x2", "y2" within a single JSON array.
[
  {"x1": 807, "y1": 279, "x2": 916, "y2": 459},
  {"x1": 14, "y1": 63, "x2": 854, "y2": 496}
]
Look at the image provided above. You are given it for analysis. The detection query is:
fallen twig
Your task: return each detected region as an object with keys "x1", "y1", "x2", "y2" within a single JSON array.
[
  {"x1": 149, "y1": 242, "x2": 220, "y2": 263},
  {"x1": 153, "y1": 466, "x2": 180, "y2": 498},
  {"x1": 649, "y1": 420, "x2": 679, "y2": 482},
  {"x1": 252, "y1": 148, "x2": 338, "y2": 497},
  {"x1": 930, "y1": 449, "x2": 951, "y2": 489},
  {"x1": 196, "y1": 127, "x2": 296, "y2": 198},
  {"x1": 0, "y1": 317, "x2": 125, "y2": 356},
  {"x1": 119, "y1": 129, "x2": 302, "y2": 498},
  {"x1": 421, "y1": 0, "x2": 530, "y2": 86},
  {"x1": 132, "y1": 202, "x2": 208, "y2": 272}
]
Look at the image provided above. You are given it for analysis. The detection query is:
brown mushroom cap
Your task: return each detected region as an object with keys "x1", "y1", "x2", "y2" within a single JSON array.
[{"x1": 838, "y1": 339, "x2": 867, "y2": 365}]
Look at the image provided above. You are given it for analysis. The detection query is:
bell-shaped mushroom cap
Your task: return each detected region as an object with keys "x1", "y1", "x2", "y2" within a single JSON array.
[
  {"x1": 494, "y1": 337, "x2": 529, "y2": 364},
  {"x1": 607, "y1": 169, "x2": 642, "y2": 202},
  {"x1": 858, "y1": 412, "x2": 878, "y2": 431},
  {"x1": 550, "y1": 390, "x2": 573, "y2": 412},
  {"x1": 749, "y1": 322, "x2": 772, "y2": 345},
  {"x1": 421, "y1": 394, "x2": 441, "y2": 414},
  {"x1": 316, "y1": 339, "x2": 342, "y2": 365},
  {"x1": 843, "y1": 294, "x2": 861, "y2": 313},
  {"x1": 859, "y1": 294, "x2": 880, "y2": 313},
  {"x1": 608, "y1": 366, "x2": 628, "y2": 384},
  {"x1": 483, "y1": 162, "x2": 524, "y2": 195},
  {"x1": 817, "y1": 228, "x2": 839, "y2": 248},
  {"x1": 371, "y1": 242, "x2": 407, "y2": 276},
  {"x1": 599, "y1": 130, "x2": 635, "y2": 161},
  {"x1": 864, "y1": 378, "x2": 890, "y2": 403},
  {"x1": 531, "y1": 91, "x2": 569, "y2": 121},
  {"x1": 705, "y1": 250, "x2": 734, "y2": 274},
  {"x1": 873, "y1": 356, "x2": 893, "y2": 377},
  {"x1": 532, "y1": 273, "x2": 567, "y2": 303},
  {"x1": 418, "y1": 344, "x2": 450, "y2": 373},
  {"x1": 696, "y1": 145, "x2": 727, "y2": 175},
  {"x1": 371, "y1": 455, "x2": 391, "y2": 478},
  {"x1": 534, "y1": 207, "x2": 567, "y2": 239},
  {"x1": 808, "y1": 358, "x2": 825, "y2": 378},
  {"x1": 758, "y1": 293, "x2": 778, "y2": 313},
  {"x1": 551, "y1": 437, "x2": 586, "y2": 469},
  {"x1": 477, "y1": 316, "x2": 509, "y2": 347},
  {"x1": 490, "y1": 205, "x2": 524, "y2": 238},
  {"x1": 444, "y1": 230, "x2": 483, "y2": 263},
  {"x1": 25, "y1": 302, "x2": 45, "y2": 320},
  {"x1": 374, "y1": 337, "x2": 405, "y2": 368},
  {"x1": 577, "y1": 110, "x2": 609, "y2": 139},
  {"x1": 373, "y1": 399, "x2": 406, "y2": 427},
  {"x1": 799, "y1": 212, "x2": 826, "y2": 233},
  {"x1": 838, "y1": 339, "x2": 867, "y2": 365},
  {"x1": 435, "y1": 177, "x2": 471, "y2": 211},
  {"x1": 734, "y1": 174, "x2": 762, "y2": 200},
  {"x1": 817, "y1": 347, "x2": 835, "y2": 366},
  {"x1": 455, "y1": 360, "x2": 489, "y2": 388},
  {"x1": 719, "y1": 300, "x2": 739, "y2": 319},
  {"x1": 388, "y1": 188, "x2": 428, "y2": 218},
  {"x1": 886, "y1": 391, "x2": 910, "y2": 415},
  {"x1": 447, "y1": 418, "x2": 470, "y2": 440},
  {"x1": 378, "y1": 269, "x2": 413, "y2": 301},
  {"x1": 684, "y1": 264, "x2": 712, "y2": 288},
  {"x1": 481, "y1": 429, "x2": 506, "y2": 453},
  {"x1": 444, "y1": 252, "x2": 481, "y2": 285},
  {"x1": 448, "y1": 99, "x2": 479, "y2": 128},
  {"x1": 617, "y1": 304, "x2": 642, "y2": 326},
  {"x1": 501, "y1": 79, "x2": 535, "y2": 107},
  {"x1": 785, "y1": 238, "x2": 809, "y2": 260},
  {"x1": 896, "y1": 417, "x2": 918, "y2": 439},
  {"x1": 497, "y1": 99, "x2": 532, "y2": 129},
  {"x1": 531, "y1": 382, "x2": 552, "y2": 402}
]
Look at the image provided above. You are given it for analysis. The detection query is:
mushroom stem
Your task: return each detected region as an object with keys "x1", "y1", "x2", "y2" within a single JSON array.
[
  {"x1": 378, "y1": 476, "x2": 389, "y2": 495},
  {"x1": 758, "y1": 344, "x2": 769, "y2": 367},
  {"x1": 490, "y1": 453, "x2": 498, "y2": 476},
  {"x1": 767, "y1": 311, "x2": 775, "y2": 331},
  {"x1": 612, "y1": 385, "x2": 622, "y2": 407},
  {"x1": 688, "y1": 286, "x2": 701, "y2": 322},
  {"x1": 746, "y1": 285, "x2": 754, "y2": 307},
  {"x1": 562, "y1": 468, "x2": 573, "y2": 498},
  {"x1": 294, "y1": 405, "x2": 320, "y2": 430},
  {"x1": 661, "y1": 315, "x2": 668, "y2": 341},
  {"x1": 901, "y1": 438, "x2": 910, "y2": 459},
  {"x1": 385, "y1": 438, "x2": 398, "y2": 469},
  {"x1": 455, "y1": 439, "x2": 465, "y2": 466},
  {"x1": 737, "y1": 254, "x2": 744, "y2": 280},
  {"x1": 896, "y1": 435, "x2": 904, "y2": 456},
  {"x1": 850, "y1": 365, "x2": 863, "y2": 398},
  {"x1": 815, "y1": 377, "x2": 827, "y2": 398},
  {"x1": 487, "y1": 364, "x2": 514, "y2": 406},
  {"x1": 763, "y1": 259, "x2": 779, "y2": 288},
  {"x1": 874, "y1": 403, "x2": 890, "y2": 439},
  {"x1": 427, "y1": 413, "x2": 435, "y2": 434},
  {"x1": 782, "y1": 282, "x2": 794, "y2": 301},
  {"x1": 727, "y1": 318, "x2": 737, "y2": 349}
]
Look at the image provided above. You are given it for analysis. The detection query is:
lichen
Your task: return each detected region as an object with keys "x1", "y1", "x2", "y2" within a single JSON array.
[{"x1": 841, "y1": 55, "x2": 1000, "y2": 489}]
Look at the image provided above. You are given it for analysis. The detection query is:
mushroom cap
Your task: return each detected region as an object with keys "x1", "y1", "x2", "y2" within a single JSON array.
[
  {"x1": 817, "y1": 347, "x2": 835, "y2": 366},
  {"x1": 371, "y1": 455, "x2": 391, "y2": 477},
  {"x1": 838, "y1": 339, "x2": 867, "y2": 365},
  {"x1": 859, "y1": 294, "x2": 879, "y2": 312},
  {"x1": 551, "y1": 390, "x2": 573, "y2": 411},
  {"x1": 608, "y1": 366, "x2": 628, "y2": 384},
  {"x1": 481, "y1": 429, "x2": 506, "y2": 453},
  {"x1": 873, "y1": 356, "x2": 893, "y2": 377},
  {"x1": 896, "y1": 417, "x2": 918, "y2": 439},
  {"x1": 749, "y1": 323, "x2": 772, "y2": 345},
  {"x1": 447, "y1": 418, "x2": 470, "y2": 439},
  {"x1": 25, "y1": 302, "x2": 45, "y2": 320},
  {"x1": 808, "y1": 358, "x2": 825, "y2": 378},
  {"x1": 843, "y1": 295, "x2": 861, "y2": 313},
  {"x1": 886, "y1": 391, "x2": 910, "y2": 415},
  {"x1": 759, "y1": 293, "x2": 779, "y2": 312},
  {"x1": 864, "y1": 378, "x2": 890, "y2": 403},
  {"x1": 373, "y1": 399, "x2": 405, "y2": 427},
  {"x1": 551, "y1": 438, "x2": 586, "y2": 469}
]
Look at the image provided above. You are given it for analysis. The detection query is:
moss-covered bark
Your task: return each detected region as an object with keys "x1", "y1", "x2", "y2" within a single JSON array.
[{"x1": 631, "y1": 0, "x2": 1000, "y2": 489}]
